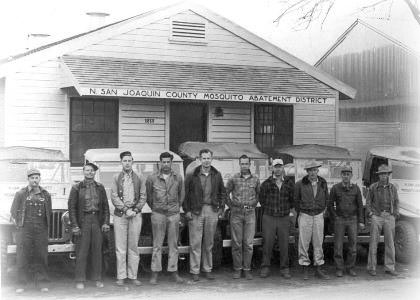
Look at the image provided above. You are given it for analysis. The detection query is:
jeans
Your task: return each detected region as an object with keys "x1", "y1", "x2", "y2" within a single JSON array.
[
  {"x1": 230, "y1": 207, "x2": 256, "y2": 271},
  {"x1": 151, "y1": 212, "x2": 180, "y2": 272},
  {"x1": 113, "y1": 213, "x2": 142, "y2": 280},
  {"x1": 367, "y1": 212, "x2": 396, "y2": 271},
  {"x1": 16, "y1": 221, "x2": 49, "y2": 285},
  {"x1": 298, "y1": 212, "x2": 325, "y2": 266},
  {"x1": 75, "y1": 213, "x2": 103, "y2": 282},
  {"x1": 261, "y1": 214, "x2": 290, "y2": 271},
  {"x1": 189, "y1": 205, "x2": 219, "y2": 274},
  {"x1": 334, "y1": 216, "x2": 357, "y2": 271}
]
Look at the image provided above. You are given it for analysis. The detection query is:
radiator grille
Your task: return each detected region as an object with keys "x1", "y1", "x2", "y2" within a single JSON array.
[{"x1": 48, "y1": 211, "x2": 64, "y2": 241}]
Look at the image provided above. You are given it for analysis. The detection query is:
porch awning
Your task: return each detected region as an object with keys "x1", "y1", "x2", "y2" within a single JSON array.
[{"x1": 60, "y1": 55, "x2": 339, "y2": 104}]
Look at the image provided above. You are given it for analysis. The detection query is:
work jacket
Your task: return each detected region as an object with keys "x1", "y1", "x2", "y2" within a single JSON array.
[
  {"x1": 366, "y1": 181, "x2": 399, "y2": 217},
  {"x1": 111, "y1": 171, "x2": 146, "y2": 217},
  {"x1": 294, "y1": 175, "x2": 329, "y2": 216}
]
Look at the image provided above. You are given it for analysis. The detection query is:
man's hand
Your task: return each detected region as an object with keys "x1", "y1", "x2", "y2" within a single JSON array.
[
  {"x1": 101, "y1": 224, "x2": 110, "y2": 232},
  {"x1": 358, "y1": 223, "x2": 365, "y2": 230},
  {"x1": 185, "y1": 212, "x2": 192, "y2": 221},
  {"x1": 72, "y1": 227, "x2": 81, "y2": 236},
  {"x1": 125, "y1": 208, "x2": 136, "y2": 218},
  {"x1": 218, "y1": 208, "x2": 224, "y2": 219}
]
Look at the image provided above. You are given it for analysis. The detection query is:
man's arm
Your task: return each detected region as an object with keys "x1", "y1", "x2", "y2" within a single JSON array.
[
  {"x1": 146, "y1": 176, "x2": 154, "y2": 209},
  {"x1": 217, "y1": 173, "x2": 227, "y2": 209},
  {"x1": 67, "y1": 185, "x2": 80, "y2": 229},
  {"x1": 294, "y1": 182, "x2": 301, "y2": 214},
  {"x1": 110, "y1": 174, "x2": 126, "y2": 211},
  {"x1": 366, "y1": 185, "x2": 373, "y2": 216},
  {"x1": 183, "y1": 174, "x2": 192, "y2": 213},
  {"x1": 178, "y1": 175, "x2": 185, "y2": 206},
  {"x1": 100, "y1": 185, "x2": 110, "y2": 225},
  {"x1": 355, "y1": 185, "x2": 364, "y2": 223},
  {"x1": 393, "y1": 185, "x2": 400, "y2": 217},
  {"x1": 225, "y1": 178, "x2": 234, "y2": 208},
  {"x1": 135, "y1": 175, "x2": 147, "y2": 212}
]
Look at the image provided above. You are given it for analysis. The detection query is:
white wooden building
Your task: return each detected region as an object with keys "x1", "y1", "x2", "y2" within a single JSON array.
[{"x1": 0, "y1": 3, "x2": 355, "y2": 167}]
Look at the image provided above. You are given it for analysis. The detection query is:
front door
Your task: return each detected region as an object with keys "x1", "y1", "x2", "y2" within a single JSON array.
[{"x1": 170, "y1": 102, "x2": 207, "y2": 152}]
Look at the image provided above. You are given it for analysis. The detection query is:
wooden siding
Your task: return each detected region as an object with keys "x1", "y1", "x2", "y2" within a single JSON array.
[
  {"x1": 337, "y1": 122, "x2": 401, "y2": 160},
  {"x1": 119, "y1": 98, "x2": 166, "y2": 150},
  {"x1": 400, "y1": 122, "x2": 420, "y2": 147},
  {"x1": 294, "y1": 104, "x2": 336, "y2": 145},
  {"x1": 208, "y1": 102, "x2": 252, "y2": 143},
  {"x1": 71, "y1": 10, "x2": 290, "y2": 68},
  {"x1": 4, "y1": 59, "x2": 69, "y2": 155},
  {"x1": 0, "y1": 79, "x2": 4, "y2": 147},
  {"x1": 317, "y1": 23, "x2": 420, "y2": 123}
]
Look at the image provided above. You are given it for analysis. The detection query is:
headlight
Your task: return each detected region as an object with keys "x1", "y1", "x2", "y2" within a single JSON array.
[{"x1": 61, "y1": 211, "x2": 71, "y2": 227}]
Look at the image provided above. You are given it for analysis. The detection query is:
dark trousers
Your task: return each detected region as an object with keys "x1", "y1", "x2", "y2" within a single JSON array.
[
  {"x1": 16, "y1": 222, "x2": 49, "y2": 285},
  {"x1": 75, "y1": 213, "x2": 103, "y2": 282},
  {"x1": 334, "y1": 216, "x2": 357, "y2": 270},
  {"x1": 261, "y1": 214, "x2": 290, "y2": 271}
]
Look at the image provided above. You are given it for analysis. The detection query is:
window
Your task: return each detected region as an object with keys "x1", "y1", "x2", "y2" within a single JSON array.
[
  {"x1": 70, "y1": 98, "x2": 118, "y2": 166},
  {"x1": 254, "y1": 105, "x2": 293, "y2": 155}
]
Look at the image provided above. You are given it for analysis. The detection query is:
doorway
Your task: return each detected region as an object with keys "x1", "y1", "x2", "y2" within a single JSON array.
[{"x1": 169, "y1": 102, "x2": 207, "y2": 152}]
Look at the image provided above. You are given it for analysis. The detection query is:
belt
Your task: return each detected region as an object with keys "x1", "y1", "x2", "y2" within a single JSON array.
[{"x1": 84, "y1": 211, "x2": 99, "y2": 215}]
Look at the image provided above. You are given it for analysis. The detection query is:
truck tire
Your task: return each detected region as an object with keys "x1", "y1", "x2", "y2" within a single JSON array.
[
  {"x1": 212, "y1": 225, "x2": 223, "y2": 269},
  {"x1": 102, "y1": 230, "x2": 117, "y2": 277},
  {"x1": 395, "y1": 220, "x2": 417, "y2": 264}
]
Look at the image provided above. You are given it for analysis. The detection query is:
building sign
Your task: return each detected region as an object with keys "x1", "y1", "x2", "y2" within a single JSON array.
[{"x1": 81, "y1": 87, "x2": 335, "y2": 105}]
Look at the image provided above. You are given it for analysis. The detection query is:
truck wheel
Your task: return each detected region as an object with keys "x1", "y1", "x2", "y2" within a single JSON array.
[
  {"x1": 395, "y1": 220, "x2": 417, "y2": 263},
  {"x1": 103, "y1": 230, "x2": 117, "y2": 277},
  {"x1": 212, "y1": 225, "x2": 223, "y2": 269}
]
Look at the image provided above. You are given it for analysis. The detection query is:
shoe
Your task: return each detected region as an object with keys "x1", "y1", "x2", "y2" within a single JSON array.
[
  {"x1": 172, "y1": 272, "x2": 185, "y2": 284},
  {"x1": 205, "y1": 272, "x2": 216, "y2": 280},
  {"x1": 244, "y1": 270, "x2": 253, "y2": 280},
  {"x1": 76, "y1": 282, "x2": 85, "y2": 290},
  {"x1": 192, "y1": 274, "x2": 200, "y2": 282},
  {"x1": 260, "y1": 266, "x2": 270, "y2": 278},
  {"x1": 96, "y1": 281, "x2": 104, "y2": 288},
  {"x1": 385, "y1": 269, "x2": 399, "y2": 277},
  {"x1": 315, "y1": 267, "x2": 330, "y2": 279},
  {"x1": 281, "y1": 271, "x2": 291, "y2": 279},
  {"x1": 335, "y1": 270, "x2": 344, "y2": 277},
  {"x1": 347, "y1": 269, "x2": 357, "y2": 277},
  {"x1": 15, "y1": 288, "x2": 25, "y2": 294},
  {"x1": 303, "y1": 266, "x2": 309, "y2": 280},
  {"x1": 368, "y1": 269, "x2": 376, "y2": 276},
  {"x1": 40, "y1": 287, "x2": 49, "y2": 292},
  {"x1": 116, "y1": 279, "x2": 125, "y2": 286},
  {"x1": 130, "y1": 279, "x2": 142, "y2": 286},
  {"x1": 232, "y1": 270, "x2": 241, "y2": 279},
  {"x1": 150, "y1": 272, "x2": 158, "y2": 285}
]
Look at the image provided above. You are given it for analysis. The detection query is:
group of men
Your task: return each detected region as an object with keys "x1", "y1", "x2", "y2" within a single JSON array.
[{"x1": 10, "y1": 149, "x2": 400, "y2": 293}]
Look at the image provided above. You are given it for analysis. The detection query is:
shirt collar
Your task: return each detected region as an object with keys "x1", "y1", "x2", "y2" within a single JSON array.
[
  {"x1": 123, "y1": 169, "x2": 133, "y2": 177},
  {"x1": 159, "y1": 170, "x2": 174, "y2": 179},
  {"x1": 27, "y1": 186, "x2": 41, "y2": 194}
]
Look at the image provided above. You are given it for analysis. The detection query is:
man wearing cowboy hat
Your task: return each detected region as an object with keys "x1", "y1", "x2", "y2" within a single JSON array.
[
  {"x1": 10, "y1": 168, "x2": 52, "y2": 293},
  {"x1": 259, "y1": 158, "x2": 295, "y2": 279},
  {"x1": 294, "y1": 160, "x2": 329, "y2": 280},
  {"x1": 366, "y1": 164, "x2": 400, "y2": 276},
  {"x1": 68, "y1": 162, "x2": 110, "y2": 289},
  {"x1": 328, "y1": 165, "x2": 364, "y2": 277}
]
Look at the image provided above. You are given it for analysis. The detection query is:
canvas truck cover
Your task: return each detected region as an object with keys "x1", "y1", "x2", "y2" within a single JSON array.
[
  {"x1": 273, "y1": 144, "x2": 352, "y2": 160},
  {"x1": 0, "y1": 146, "x2": 67, "y2": 161},
  {"x1": 178, "y1": 142, "x2": 268, "y2": 160}
]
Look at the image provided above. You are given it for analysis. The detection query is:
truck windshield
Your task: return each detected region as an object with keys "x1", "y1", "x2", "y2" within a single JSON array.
[{"x1": 391, "y1": 161, "x2": 420, "y2": 181}]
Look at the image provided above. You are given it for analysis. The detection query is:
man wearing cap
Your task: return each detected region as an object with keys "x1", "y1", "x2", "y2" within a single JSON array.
[
  {"x1": 183, "y1": 148, "x2": 227, "y2": 281},
  {"x1": 259, "y1": 158, "x2": 295, "y2": 279},
  {"x1": 146, "y1": 152, "x2": 185, "y2": 284},
  {"x1": 366, "y1": 164, "x2": 400, "y2": 276},
  {"x1": 68, "y1": 162, "x2": 110, "y2": 289},
  {"x1": 226, "y1": 154, "x2": 260, "y2": 280},
  {"x1": 328, "y1": 165, "x2": 364, "y2": 277},
  {"x1": 10, "y1": 168, "x2": 51, "y2": 293},
  {"x1": 294, "y1": 160, "x2": 329, "y2": 280},
  {"x1": 111, "y1": 151, "x2": 146, "y2": 286}
]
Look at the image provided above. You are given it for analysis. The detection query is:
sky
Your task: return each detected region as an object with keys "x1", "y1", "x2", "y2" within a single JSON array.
[{"x1": 0, "y1": 0, "x2": 418, "y2": 64}]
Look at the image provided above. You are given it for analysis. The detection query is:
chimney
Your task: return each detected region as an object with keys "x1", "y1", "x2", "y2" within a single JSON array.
[
  {"x1": 86, "y1": 12, "x2": 110, "y2": 29},
  {"x1": 26, "y1": 33, "x2": 51, "y2": 51}
]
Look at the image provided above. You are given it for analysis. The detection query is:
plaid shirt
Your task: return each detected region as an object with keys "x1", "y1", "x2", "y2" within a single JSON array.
[
  {"x1": 259, "y1": 175, "x2": 294, "y2": 216},
  {"x1": 226, "y1": 172, "x2": 260, "y2": 208}
]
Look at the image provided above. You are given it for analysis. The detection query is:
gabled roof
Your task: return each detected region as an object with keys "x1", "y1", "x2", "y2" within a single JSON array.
[
  {"x1": 0, "y1": 2, "x2": 356, "y2": 99},
  {"x1": 315, "y1": 19, "x2": 420, "y2": 67}
]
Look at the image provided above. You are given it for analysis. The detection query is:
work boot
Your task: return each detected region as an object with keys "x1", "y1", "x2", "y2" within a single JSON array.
[
  {"x1": 192, "y1": 274, "x2": 200, "y2": 282},
  {"x1": 280, "y1": 269, "x2": 291, "y2": 279},
  {"x1": 115, "y1": 279, "x2": 125, "y2": 286},
  {"x1": 130, "y1": 279, "x2": 142, "y2": 286},
  {"x1": 335, "y1": 270, "x2": 344, "y2": 277},
  {"x1": 367, "y1": 269, "x2": 376, "y2": 276},
  {"x1": 385, "y1": 269, "x2": 400, "y2": 277},
  {"x1": 303, "y1": 266, "x2": 309, "y2": 280},
  {"x1": 150, "y1": 272, "x2": 159, "y2": 285},
  {"x1": 15, "y1": 288, "x2": 25, "y2": 294},
  {"x1": 171, "y1": 272, "x2": 185, "y2": 284},
  {"x1": 347, "y1": 268, "x2": 357, "y2": 277},
  {"x1": 95, "y1": 281, "x2": 104, "y2": 288},
  {"x1": 232, "y1": 270, "x2": 241, "y2": 279},
  {"x1": 205, "y1": 272, "x2": 216, "y2": 280},
  {"x1": 260, "y1": 266, "x2": 270, "y2": 278},
  {"x1": 76, "y1": 282, "x2": 85, "y2": 290},
  {"x1": 244, "y1": 270, "x2": 253, "y2": 280},
  {"x1": 315, "y1": 266, "x2": 330, "y2": 279}
]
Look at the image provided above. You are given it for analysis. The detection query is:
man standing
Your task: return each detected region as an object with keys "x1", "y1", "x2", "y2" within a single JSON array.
[
  {"x1": 10, "y1": 168, "x2": 51, "y2": 293},
  {"x1": 146, "y1": 152, "x2": 185, "y2": 285},
  {"x1": 259, "y1": 159, "x2": 294, "y2": 279},
  {"x1": 295, "y1": 160, "x2": 329, "y2": 280},
  {"x1": 68, "y1": 162, "x2": 110, "y2": 289},
  {"x1": 366, "y1": 164, "x2": 400, "y2": 276},
  {"x1": 226, "y1": 154, "x2": 260, "y2": 280},
  {"x1": 328, "y1": 165, "x2": 364, "y2": 277},
  {"x1": 184, "y1": 149, "x2": 226, "y2": 281},
  {"x1": 111, "y1": 151, "x2": 146, "y2": 286}
]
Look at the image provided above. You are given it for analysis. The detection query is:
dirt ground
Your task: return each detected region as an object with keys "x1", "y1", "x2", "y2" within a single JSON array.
[{"x1": 2, "y1": 253, "x2": 420, "y2": 300}]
